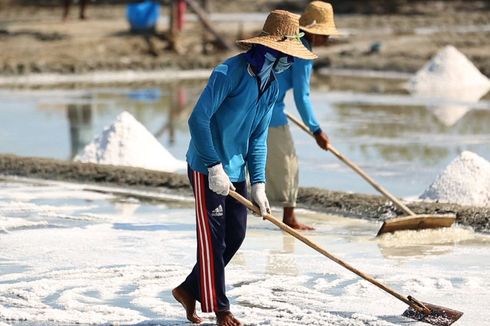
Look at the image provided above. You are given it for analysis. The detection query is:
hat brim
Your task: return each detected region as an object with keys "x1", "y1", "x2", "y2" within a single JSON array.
[
  {"x1": 300, "y1": 24, "x2": 341, "y2": 36},
  {"x1": 236, "y1": 35, "x2": 317, "y2": 60}
]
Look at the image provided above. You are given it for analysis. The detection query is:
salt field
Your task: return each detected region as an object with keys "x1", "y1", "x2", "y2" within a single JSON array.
[
  {"x1": 0, "y1": 177, "x2": 489, "y2": 326},
  {"x1": 1, "y1": 78, "x2": 489, "y2": 198}
]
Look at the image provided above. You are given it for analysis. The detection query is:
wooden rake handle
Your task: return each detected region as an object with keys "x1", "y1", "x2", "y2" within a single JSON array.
[
  {"x1": 285, "y1": 112, "x2": 416, "y2": 217},
  {"x1": 228, "y1": 190, "x2": 430, "y2": 314}
]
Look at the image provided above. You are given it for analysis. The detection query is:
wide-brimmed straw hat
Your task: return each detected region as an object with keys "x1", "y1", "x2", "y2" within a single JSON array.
[
  {"x1": 236, "y1": 10, "x2": 317, "y2": 60},
  {"x1": 300, "y1": 1, "x2": 340, "y2": 36}
]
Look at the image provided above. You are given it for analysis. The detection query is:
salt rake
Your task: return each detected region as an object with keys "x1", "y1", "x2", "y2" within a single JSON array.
[
  {"x1": 229, "y1": 190, "x2": 463, "y2": 326},
  {"x1": 286, "y1": 112, "x2": 456, "y2": 236}
]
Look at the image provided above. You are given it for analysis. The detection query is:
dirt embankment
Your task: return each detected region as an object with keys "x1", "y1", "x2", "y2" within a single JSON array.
[
  {"x1": 0, "y1": 1, "x2": 489, "y2": 77},
  {"x1": 1, "y1": 154, "x2": 488, "y2": 233}
]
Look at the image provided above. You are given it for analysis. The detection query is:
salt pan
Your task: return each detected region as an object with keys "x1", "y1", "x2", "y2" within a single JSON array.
[
  {"x1": 75, "y1": 111, "x2": 186, "y2": 172},
  {"x1": 420, "y1": 151, "x2": 490, "y2": 207}
]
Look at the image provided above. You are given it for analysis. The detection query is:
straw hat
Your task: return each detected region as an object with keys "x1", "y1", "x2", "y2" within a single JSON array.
[
  {"x1": 236, "y1": 10, "x2": 317, "y2": 60},
  {"x1": 299, "y1": 1, "x2": 340, "y2": 36}
]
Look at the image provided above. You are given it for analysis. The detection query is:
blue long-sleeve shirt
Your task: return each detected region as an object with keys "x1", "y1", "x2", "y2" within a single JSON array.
[
  {"x1": 186, "y1": 53, "x2": 279, "y2": 184},
  {"x1": 270, "y1": 39, "x2": 321, "y2": 133}
]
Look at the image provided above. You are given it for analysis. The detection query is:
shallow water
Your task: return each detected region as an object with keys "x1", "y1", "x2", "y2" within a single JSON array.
[
  {"x1": 0, "y1": 178, "x2": 489, "y2": 326},
  {"x1": 0, "y1": 77, "x2": 489, "y2": 198}
]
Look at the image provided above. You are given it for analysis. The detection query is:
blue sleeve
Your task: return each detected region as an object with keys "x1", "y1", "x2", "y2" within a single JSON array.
[
  {"x1": 188, "y1": 64, "x2": 232, "y2": 167},
  {"x1": 292, "y1": 59, "x2": 321, "y2": 133},
  {"x1": 247, "y1": 98, "x2": 275, "y2": 184}
]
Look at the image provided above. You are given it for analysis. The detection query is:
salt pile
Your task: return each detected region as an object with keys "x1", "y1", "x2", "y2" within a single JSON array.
[
  {"x1": 408, "y1": 45, "x2": 490, "y2": 126},
  {"x1": 408, "y1": 45, "x2": 490, "y2": 95},
  {"x1": 75, "y1": 111, "x2": 186, "y2": 172},
  {"x1": 420, "y1": 151, "x2": 490, "y2": 207}
]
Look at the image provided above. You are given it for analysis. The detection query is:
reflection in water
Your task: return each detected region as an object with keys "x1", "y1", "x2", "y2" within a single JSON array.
[
  {"x1": 154, "y1": 85, "x2": 190, "y2": 145},
  {"x1": 331, "y1": 102, "x2": 490, "y2": 164},
  {"x1": 66, "y1": 97, "x2": 93, "y2": 159},
  {"x1": 409, "y1": 86, "x2": 490, "y2": 127},
  {"x1": 2, "y1": 77, "x2": 488, "y2": 196},
  {"x1": 333, "y1": 104, "x2": 450, "y2": 163},
  {"x1": 359, "y1": 143, "x2": 448, "y2": 164},
  {"x1": 63, "y1": 84, "x2": 197, "y2": 160},
  {"x1": 375, "y1": 226, "x2": 482, "y2": 259},
  {"x1": 265, "y1": 234, "x2": 298, "y2": 276},
  {"x1": 376, "y1": 243, "x2": 453, "y2": 259}
]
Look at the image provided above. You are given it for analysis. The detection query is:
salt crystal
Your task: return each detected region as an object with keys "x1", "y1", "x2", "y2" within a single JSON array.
[
  {"x1": 75, "y1": 111, "x2": 186, "y2": 173},
  {"x1": 420, "y1": 151, "x2": 490, "y2": 207}
]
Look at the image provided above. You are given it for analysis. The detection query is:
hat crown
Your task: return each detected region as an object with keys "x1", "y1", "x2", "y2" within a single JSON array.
[
  {"x1": 262, "y1": 10, "x2": 301, "y2": 38},
  {"x1": 300, "y1": 1, "x2": 335, "y2": 27}
]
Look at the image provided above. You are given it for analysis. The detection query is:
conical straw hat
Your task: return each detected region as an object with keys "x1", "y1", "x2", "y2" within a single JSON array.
[
  {"x1": 236, "y1": 10, "x2": 317, "y2": 60},
  {"x1": 300, "y1": 1, "x2": 340, "y2": 36}
]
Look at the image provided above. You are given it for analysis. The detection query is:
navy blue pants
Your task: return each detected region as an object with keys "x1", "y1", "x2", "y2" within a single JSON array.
[{"x1": 180, "y1": 166, "x2": 248, "y2": 312}]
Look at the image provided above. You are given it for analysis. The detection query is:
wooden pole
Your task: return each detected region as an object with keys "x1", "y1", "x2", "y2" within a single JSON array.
[
  {"x1": 184, "y1": 0, "x2": 234, "y2": 51},
  {"x1": 228, "y1": 190, "x2": 431, "y2": 314},
  {"x1": 286, "y1": 112, "x2": 416, "y2": 216}
]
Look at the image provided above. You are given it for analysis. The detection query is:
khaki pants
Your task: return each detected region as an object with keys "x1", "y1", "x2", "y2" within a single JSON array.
[{"x1": 266, "y1": 125, "x2": 298, "y2": 207}]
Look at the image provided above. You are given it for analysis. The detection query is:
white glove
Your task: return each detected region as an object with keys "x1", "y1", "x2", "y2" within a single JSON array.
[
  {"x1": 207, "y1": 164, "x2": 235, "y2": 196},
  {"x1": 251, "y1": 183, "x2": 270, "y2": 217}
]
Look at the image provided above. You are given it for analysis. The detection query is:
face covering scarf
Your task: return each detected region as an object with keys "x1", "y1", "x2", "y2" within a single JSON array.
[
  {"x1": 273, "y1": 55, "x2": 294, "y2": 74},
  {"x1": 245, "y1": 45, "x2": 285, "y2": 92}
]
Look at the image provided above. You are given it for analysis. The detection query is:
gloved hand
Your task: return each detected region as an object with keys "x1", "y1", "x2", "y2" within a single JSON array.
[
  {"x1": 251, "y1": 183, "x2": 270, "y2": 217},
  {"x1": 208, "y1": 163, "x2": 235, "y2": 196}
]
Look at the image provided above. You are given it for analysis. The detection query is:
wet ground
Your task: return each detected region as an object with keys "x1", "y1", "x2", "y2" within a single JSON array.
[
  {"x1": 1, "y1": 74, "x2": 489, "y2": 231},
  {"x1": 0, "y1": 178, "x2": 489, "y2": 326},
  {"x1": 0, "y1": 76, "x2": 489, "y2": 198}
]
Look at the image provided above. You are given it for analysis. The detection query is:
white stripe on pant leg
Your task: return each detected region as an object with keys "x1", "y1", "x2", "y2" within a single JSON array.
[
  {"x1": 195, "y1": 172, "x2": 211, "y2": 312},
  {"x1": 199, "y1": 172, "x2": 214, "y2": 310},
  {"x1": 194, "y1": 171, "x2": 211, "y2": 311}
]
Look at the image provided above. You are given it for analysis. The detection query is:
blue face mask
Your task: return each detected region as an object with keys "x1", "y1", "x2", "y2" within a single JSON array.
[
  {"x1": 245, "y1": 45, "x2": 282, "y2": 92},
  {"x1": 257, "y1": 52, "x2": 277, "y2": 91},
  {"x1": 274, "y1": 55, "x2": 294, "y2": 74}
]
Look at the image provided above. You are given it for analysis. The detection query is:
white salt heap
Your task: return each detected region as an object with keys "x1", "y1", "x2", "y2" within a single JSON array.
[
  {"x1": 408, "y1": 45, "x2": 490, "y2": 95},
  {"x1": 408, "y1": 46, "x2": 490, "y2": 126},
  {"x1": 420, "y1": 151, "x2": 490, "y2": 207},
  {"x1": 75, "y1": 111, "x2": 186, "y2": 172}
]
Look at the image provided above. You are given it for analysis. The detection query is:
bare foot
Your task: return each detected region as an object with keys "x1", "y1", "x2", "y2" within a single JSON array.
[
  {"x1": 216, "y1": 311, "x2": 243, "y2": 326},
  {"x1": 283, "y1": 207, "x2": 314, "y2": 230},
  {"x1": 172, "y1": 285, "x2": 202, "y2": 324},
  {"x1": 283, "y1": 218, "x2": 315, "y2": 230}
]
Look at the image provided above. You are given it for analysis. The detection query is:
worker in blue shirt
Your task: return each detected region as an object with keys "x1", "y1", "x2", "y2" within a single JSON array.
[
  {"x1": 172, "y1": 10, "x2": 316, "y2": 326},
  {"x1": 266, "y1": 1, "x2": 340, "y2": 230}
]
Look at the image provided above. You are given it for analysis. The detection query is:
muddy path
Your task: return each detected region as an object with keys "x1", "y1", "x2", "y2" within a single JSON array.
[
  {"x1": 0, "y1": 2, "x2": 489, "y2": 79},
  {"x1": 1, "y1": 154, "x2": 488, "y2": 233}
]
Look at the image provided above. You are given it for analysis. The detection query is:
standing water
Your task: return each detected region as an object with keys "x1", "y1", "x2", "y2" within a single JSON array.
[{"x1": 0, "y1": 76, "x2": 489, "y2": 198}]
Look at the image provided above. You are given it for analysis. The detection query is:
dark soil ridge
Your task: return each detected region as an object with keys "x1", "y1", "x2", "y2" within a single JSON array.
[{"x1": 0, "y1": 154, "x2": 488, "y2": 233}]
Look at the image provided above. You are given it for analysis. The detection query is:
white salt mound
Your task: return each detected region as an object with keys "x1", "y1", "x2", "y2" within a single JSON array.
[
  {"x1": 408, "y1": 45, "x2": 490, "y2": 96},
  {"x1": 75, "y1": 111, "x2": 186, "y2": 172},
  {"x1": 420, "y1": 151, "x2": 490, "y2": 207}
]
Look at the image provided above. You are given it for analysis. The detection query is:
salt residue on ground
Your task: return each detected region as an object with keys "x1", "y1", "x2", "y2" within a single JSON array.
[
  {"x1": 420, "y1": 151, "x2": 490, "y2": 206},
  {"x1": 1, "y1": 180, "x2": 489, "y2": 325},
  {"x1": 75, "y1": 111, "x2": 186, "y2": 172},
  {"x1": 408, "y1": 45, "x2": 490, "y2": 96}
]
